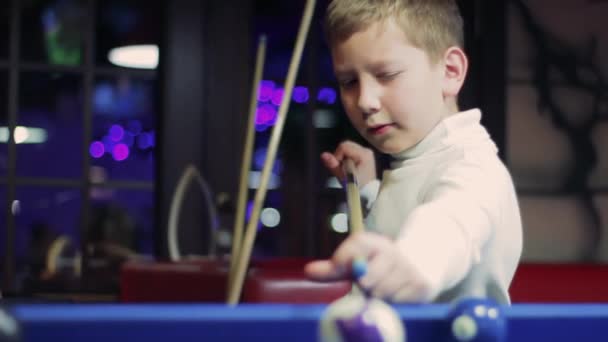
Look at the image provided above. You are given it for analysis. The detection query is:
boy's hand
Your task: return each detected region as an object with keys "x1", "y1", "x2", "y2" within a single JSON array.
[
  {"x1": 304, "y1": 232, "x2": 437, "y2": 303},
  {"x1": 321, "y1": 141, "x2": 376, "y2": 188}
]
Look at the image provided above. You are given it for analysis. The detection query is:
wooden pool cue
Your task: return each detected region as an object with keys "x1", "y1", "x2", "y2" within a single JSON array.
[
  {"x1": 227, "y1": 0, "x2": 316, "y2": 305},
  {"x1": 227, "y1": 35, "x2": 267, "y2": 292},
  {"x1": 343, "y1": 159, "x2": 364, "y2": 234},
  {"x1": 342, "y1": 159, "x2": 368, "y2": 297}
]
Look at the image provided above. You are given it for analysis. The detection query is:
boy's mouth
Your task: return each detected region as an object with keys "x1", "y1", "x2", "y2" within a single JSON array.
[{"x1": 367, "y1": 123, "x2": 395, "y2": 135}]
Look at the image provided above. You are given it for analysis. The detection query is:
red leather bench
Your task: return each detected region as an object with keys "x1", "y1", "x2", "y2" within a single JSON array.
[
  {"x1": 510, "y1": 263, "x2": 608, "y2": 303},
  {"x1": 120, "y1": 257, "x2": 350, "y2": 303},
  {"x1": 121, "y1": 260, "x2": 608, "y2": 303}
]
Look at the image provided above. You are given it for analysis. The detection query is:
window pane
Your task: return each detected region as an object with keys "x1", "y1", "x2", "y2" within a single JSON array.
[
  {"x1": 96, "y1": 0, "x2": 162, "y2": 69},
  {"x1": 17, "y1": 71, "x2": 83, "y2": 178},
  {"x1": 21, "y1": 0, "x2": 87, "y2": 66},
  {"x1": 14, "y1": 186, "x2": 82, "y2": 292},
  {"x1": 89, "y1": 187, "x2": 154, "y2": 256},
  {"x1": 90, "y1": 75, "x2": 156, "y2": 181},
  {"x1": 0, "y1": 3, "x2": 9, "y2": 60},
  {"x1": 0, "y1": 71, "x2": 7, "y2": 177}
]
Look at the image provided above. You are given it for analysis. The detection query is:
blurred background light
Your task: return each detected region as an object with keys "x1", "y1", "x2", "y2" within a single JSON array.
[
  {"x1": 136, "y1": 133, "x2": 152, "y2": 149},
  {"x1": 271, "y1": 88, "x2": 284, "y2": 106},
  {"x1": 89, "y1": 141, "x2": 105, "y2": 158},
  {"x1": 325, "y1": 177, "x2": 342, "y2": 189},
  {"x1": 126, "y1": 120, "x2": 143, "y2": 135},
  {"x1": 109, "y1": 124, "x2": 125, "y2": 141},
  {"x1": 292, "y1": 86, "x2": 309, "y2": 104},
  {"x1": 249, "y1": 171, "x2": 280, "y2": 190},
  {"x1": 313, "y1": 109, "x2": 337, "y2": 128},
  {"x1": 111, "y1": 143, "x2": 130, "y2": 161},
  {"x1": 260, "y1": 208, "x2": 281, "y2": 228},
  {"x1": 0, "y1": 126, "x2": 48, "y2": 144},
  {"x1": 258, "y1": 80, "x2": 275, "y2": 102},
  {"x1": 255, "y1": 104, "x2": 277, "y2": 126},
  {"x1": 108, "y1": 44, "x2": 158, "y2": 69},
  {"x1": 317, "y1": 87, "x2": 337, "y2": 105},
  {"x1": 41, "y1": 2, "x2": 84, "y2": 66},
  {"x1": 331, "y1": 213, "x2": 348, "y2": 233}
]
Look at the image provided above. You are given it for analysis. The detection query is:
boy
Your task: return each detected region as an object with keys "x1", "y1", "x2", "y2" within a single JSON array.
[{"x1": 305, "y1": 0, "x2": 522, "y2": 304}]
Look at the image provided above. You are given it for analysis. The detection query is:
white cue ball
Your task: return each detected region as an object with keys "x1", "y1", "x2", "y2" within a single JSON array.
[
  {"x1": 451, "y1": 314, "x2": 478, "y2": 341},
  {"x1": 319, "y1": 294, "x2": 405, "y2": 342}
]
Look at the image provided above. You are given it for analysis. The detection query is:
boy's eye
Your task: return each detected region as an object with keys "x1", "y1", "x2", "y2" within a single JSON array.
[
  {"x1": 338, "y1": 78, "x2": 357, "y2": 88},
  {"x1": 377, "y1": 71, "x2": 400, "y2": 80}
]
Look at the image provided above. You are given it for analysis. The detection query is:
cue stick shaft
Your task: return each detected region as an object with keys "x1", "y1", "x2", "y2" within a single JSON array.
[
  {"x1": 343, "y1": 159, "x2": 364, "y2": 234},
  {"x1": 227, "y1": 0, "x2": 317, "y2": 305},
  {"x1": 343, "y1": 159, "x2": 366, "y2": 297},
  {"x1": 228, "y1": 35, "x2": 267, "y2": 292}
]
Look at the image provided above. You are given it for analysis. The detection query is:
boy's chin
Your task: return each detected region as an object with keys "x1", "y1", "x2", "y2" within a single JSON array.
[
  {"x1": 370, "y1": 140, "x2": 413, "y2": 155},
  {"x1": 367, "y1": 130, "x2": 425, "y2": 155}
]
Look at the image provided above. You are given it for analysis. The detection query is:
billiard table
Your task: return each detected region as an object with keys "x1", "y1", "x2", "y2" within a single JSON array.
[{"x1": 6, "y1": 302, "x2": 608, "y2": 341}]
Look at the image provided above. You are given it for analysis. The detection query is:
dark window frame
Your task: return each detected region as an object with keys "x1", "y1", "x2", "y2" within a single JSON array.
[{"x1": 1, "y1": 0, "x2": 158, "y2": 294}]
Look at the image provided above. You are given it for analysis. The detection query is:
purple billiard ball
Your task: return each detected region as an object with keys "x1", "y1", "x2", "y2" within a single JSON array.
[
  {"x1": 446, "y1": 297, "x2": 507, "y2": 342},
  {"x1": 319, "y1": 258, "x2": 405, "y2": 341},
  {"x1": 319, "y1": 295, "x2": 406, "y2": 342}
]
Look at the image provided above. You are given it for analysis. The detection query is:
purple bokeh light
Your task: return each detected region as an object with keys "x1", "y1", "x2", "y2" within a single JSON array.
[
  {"x1": 253, "y1": 148, "x2": 267, "y2": 170},
  {"x1": 149, "y1": 131, "x2": 156, "y2": 147},
  {"x1": 112, "y1": 143, "x2": 130, "y2": 161},
  {"x1": 137, "y1": 134, "x2": 149, "y2": 149},
  {"x1": 317, "y1": 87, "x2": 337, "y2": 105},
  {"x1": 273, "y1": 159, "x2": 283, "y2": 174},
  {"x1": 258, "y1": 80, "x2": 275, "y2": 102},
  {"x1": 271, "y1": 88, "x2": 284, "y2": 106},
  {"x1": 253, "y1": 148, "x2": 283, "y2": 174},
  {"x1": 89, "y1": 141, "x2": 105, "y2": 158},
  {"x1": 102, "y1": 135, "x2": 116, "y2": 152},
  {"x1": 109, "y1": 124, "x2": 125, "y2": 142},
  {"x1": 137, "y1": 132, "x2": 155, "y2": 150},
  {"x1": 256, "y1": 104, "x2": 277, "y2": 126},
  {"x1": 255, "y1": 124, "x2": 270, "y2": 132},
  {"x1": 246, "y1": 201, "x2": 254, "y2": 220},
  {"x1": 94, "y1": 83, "x2": 114, "y2": 113},
  {"x1": 126, "y1": 120, "x2": 143, "y2": 136},
  {"x1": 244, "y1": 201, "x2": 264, "y2": 231},
  {"x1": 292, "y1": 86, "x2": 309, "y2": 103},
  {"x1": 122, "y1": 134, "x2": 135, "y2": 147}
]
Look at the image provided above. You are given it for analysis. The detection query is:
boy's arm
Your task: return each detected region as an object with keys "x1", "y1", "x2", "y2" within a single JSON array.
[
  {"x1": 305, "y1": 161, "x2": 498, "y2": 303},
  {"x1": 396, "y1": 161, "x2": 495, "y2": 298}
]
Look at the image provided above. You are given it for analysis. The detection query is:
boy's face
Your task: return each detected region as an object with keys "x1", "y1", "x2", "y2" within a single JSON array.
[{"x1": 331, "y1": 19, "x2": 451, "y2": 154}]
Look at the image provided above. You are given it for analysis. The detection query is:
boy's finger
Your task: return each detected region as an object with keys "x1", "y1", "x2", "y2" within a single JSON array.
[
  {"x1": 321, "y1": 152, "x2": 345, "y2": 180},
  {"x1": 304, "y1": 260, "x2": 347, "y2": 281},
  {"x1": 331, "y1": 233, "x2": 371, "y2": 268},
  {"x1": 359, "y1": 252, "x2": 394, "y2": 290},
  {"x1": 335, "y1": 141, "x2": 363, "y2": 164}
]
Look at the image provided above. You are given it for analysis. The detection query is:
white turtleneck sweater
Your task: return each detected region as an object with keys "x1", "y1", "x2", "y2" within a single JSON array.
[{"x1": 360, "y1": 108, "x2": 522, "y2": 304}]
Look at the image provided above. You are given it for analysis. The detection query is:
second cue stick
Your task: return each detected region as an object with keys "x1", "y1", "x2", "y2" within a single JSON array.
[
  {"x1": 227, "y1": 0, "x2": 317, "y2": 305},
  {"x1": 228, "y1": 35, "x2": 267, "y2": 292}
]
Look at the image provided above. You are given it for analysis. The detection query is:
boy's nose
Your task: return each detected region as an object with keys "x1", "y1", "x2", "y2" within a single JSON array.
[{"x1": 357, "y1": 84, "x2": 381, "y2": 117}]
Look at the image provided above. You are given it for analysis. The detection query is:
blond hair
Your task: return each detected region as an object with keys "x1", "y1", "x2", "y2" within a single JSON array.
[{"x1": 325, "y1": 0, "x2": 464, "y2": 64}]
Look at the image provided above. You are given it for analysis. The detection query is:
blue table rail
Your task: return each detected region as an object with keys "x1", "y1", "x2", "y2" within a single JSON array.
[{"x1": 4, "y1": 303, "x2": 608, "y2": 341}]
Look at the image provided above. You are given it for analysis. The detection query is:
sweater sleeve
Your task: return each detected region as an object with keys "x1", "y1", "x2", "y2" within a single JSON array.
[
  {"x1": 360, "y1": 179, "x2": 381, "y2": 211},
  {"x1": 395, "y1": 161, "x2": 496, "y2": 297}
]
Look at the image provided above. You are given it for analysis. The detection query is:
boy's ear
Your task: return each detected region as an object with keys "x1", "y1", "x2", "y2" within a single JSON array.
[{"x1": 441, "y1": 47, "x2": 468, "y2": 98}]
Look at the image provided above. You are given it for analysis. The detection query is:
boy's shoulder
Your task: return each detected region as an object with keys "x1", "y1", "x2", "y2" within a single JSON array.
[{"x1": 425, "y1": 146, "x2": 513, "y2": 198}]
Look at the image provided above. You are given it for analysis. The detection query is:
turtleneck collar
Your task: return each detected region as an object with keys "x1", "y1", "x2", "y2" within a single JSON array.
[{"x1": 389, "y1": 108, "x2": 494, "y2": 168}]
